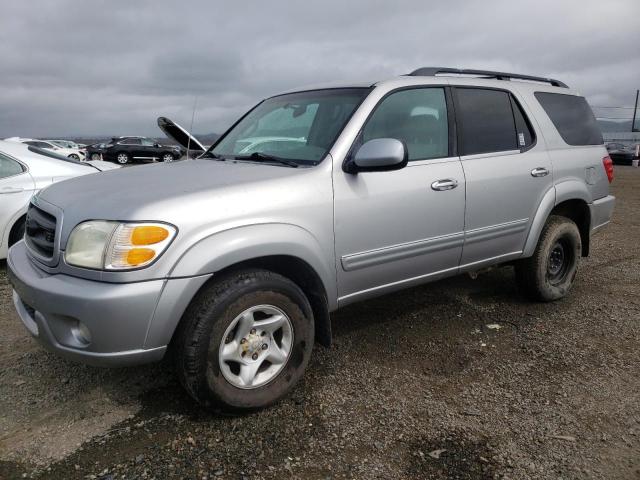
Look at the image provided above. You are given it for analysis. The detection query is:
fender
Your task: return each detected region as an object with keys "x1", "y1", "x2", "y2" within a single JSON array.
[
  {"x1": 523, "y1": 180, "x2": 592, "y2": 257},
  {"x1": 169, "y1": 222, "x2": 337, "y2": 309},
  {"x1": 0, "y1": 208, "x2": 28, "y2": 259}
]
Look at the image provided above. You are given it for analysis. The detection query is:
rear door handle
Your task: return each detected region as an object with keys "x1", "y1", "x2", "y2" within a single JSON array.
[
  {"x1": 0, "y1": 186, "x2": 24, "y2": 194},
  {"x1": 531, "y1": 167, "x2": 549, "y2": 177},
  {"x1": 431, "y1": 179, "x2": 458, "y2": 191}
]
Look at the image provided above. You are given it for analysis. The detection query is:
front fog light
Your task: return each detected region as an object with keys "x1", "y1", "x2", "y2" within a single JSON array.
[{"x1": 71, "y1": 321, "x2": 92, "y2": 345}]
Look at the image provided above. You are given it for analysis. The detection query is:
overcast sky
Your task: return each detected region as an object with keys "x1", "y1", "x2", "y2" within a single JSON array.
[{"x1": 1, "y1": 0, "x2": 638, "y2": 138}]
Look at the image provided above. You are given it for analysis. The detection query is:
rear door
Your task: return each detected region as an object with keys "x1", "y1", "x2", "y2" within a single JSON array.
[
  {"x1": 333, "y1": 86, "x2": 466, "y2": 303},
  {"x1": 0, "y1": 152, "x2": 34, "y2": 250},
  {"x1": 453, "y1": 87, "x2": 553, "y2": 267}
]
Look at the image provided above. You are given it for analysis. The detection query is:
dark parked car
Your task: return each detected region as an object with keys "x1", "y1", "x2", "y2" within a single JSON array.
[
  {"x1": 606, "y1": 142, "x2": 637, "y2": 165},
  {"x1": 86, "y1": 136, "x2": 183, "y2": 164}
]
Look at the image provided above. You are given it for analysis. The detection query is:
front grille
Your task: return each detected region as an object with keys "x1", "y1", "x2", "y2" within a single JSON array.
[{"x1": 25, "y1": 204, "x2": 57, "y2": 258}]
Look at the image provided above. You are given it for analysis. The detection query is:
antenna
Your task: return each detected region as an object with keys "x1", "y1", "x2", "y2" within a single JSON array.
[{"x1": 186, "y1": 96, "x2": 198, "y2": 159}]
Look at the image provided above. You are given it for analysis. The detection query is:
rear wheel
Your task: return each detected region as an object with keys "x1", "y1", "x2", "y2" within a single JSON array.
[
  {"x1": 515, "y1": 215, "x2": 581, "y2": 302},
  {"x1": 90, "y1": 153, "x2": 101, "y2": 161},
  {"x1": 68, "y1": 154, "x2": 79, "y2": 160},
  {"x1": 116, "y1": 152, "x2": 130, "y2": 165},
  {"x1": 174, "y1": 269, "x2": 314, "y2": 411},
  {"x1": 162, "y1": 152, "x2": 175, "y2": 162}
]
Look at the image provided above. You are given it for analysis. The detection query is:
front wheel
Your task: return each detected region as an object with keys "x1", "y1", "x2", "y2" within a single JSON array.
[
  {"x1": 515, "y1": 215, "x2": 581, "y2": 302},
  {"x1": 68, "y1": 154, "x2": 79, "y2": 160},
  {"x1": 174, "y1": 269, "x2": 314, "y2": 411},
  {"x1": 90, "y1": 153, "x2": 102, "y2": 161}
]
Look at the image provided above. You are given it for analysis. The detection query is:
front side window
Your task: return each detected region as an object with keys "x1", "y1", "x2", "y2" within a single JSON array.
[
  {"x1": 120, "y1": 138, "x2": 141, "y2": 145},
  {"x1": 141, "y1": 138, "x2": 156, "y2": 146},
  {"x1": 211, "y1": 88, "x2": 370, "y2": 165},
  {"x1": 361, "y1": 88, "x2": 449, "y2": 161},
  {"x1": 0, "y1": 152, "x2": 25, "y2": 179}
]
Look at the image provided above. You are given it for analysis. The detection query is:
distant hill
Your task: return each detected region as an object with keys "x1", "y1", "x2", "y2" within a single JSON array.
[{"x1": 597, "y1": 119, "x2": 634, "y2": 133}]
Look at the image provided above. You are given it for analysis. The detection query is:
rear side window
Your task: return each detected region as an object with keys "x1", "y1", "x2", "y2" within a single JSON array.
[
  {"x1": 0, "y1": 152, "x2": 25, "y2": 178},
  {"x1": 455, "y1": 89, "x2": 518, "y2": 155},
  {"x1": 534, "y1": 92, "x2": 602, "y2": 146}
]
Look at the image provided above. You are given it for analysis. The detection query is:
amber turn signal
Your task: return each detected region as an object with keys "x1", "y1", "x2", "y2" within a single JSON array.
[
  {"x1": 131, "y1": 225, "x2": 170, "y2": 245},
  {"x1": 126, "y1": 248, "x2": 156, "y2": 265}
]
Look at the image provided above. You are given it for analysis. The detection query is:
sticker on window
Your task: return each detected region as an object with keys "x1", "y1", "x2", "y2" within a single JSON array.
[{"x1": 518, "y1": 132, "x2": 526, "y2": 147}]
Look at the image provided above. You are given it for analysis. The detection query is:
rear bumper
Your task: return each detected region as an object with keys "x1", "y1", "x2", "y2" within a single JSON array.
[
  {"x1": 590, "y1": 195, "x2": 615, "y2": 234},
  {"x1": 7, "y1": 241, "x2": 211, "y2": 367}
]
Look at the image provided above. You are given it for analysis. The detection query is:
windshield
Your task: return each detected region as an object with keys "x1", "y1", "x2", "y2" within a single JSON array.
[{"x1": 210, "y1": 88, "x2": 370, "y2": 166}]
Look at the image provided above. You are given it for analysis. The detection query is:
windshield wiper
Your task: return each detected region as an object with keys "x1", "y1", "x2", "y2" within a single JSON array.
[
  {"x1": 232, "y1": 152, "x2": 299, "y2": 168},
  {"x1": 199, "y1": 151, "x2": 225, "y2": 160}
]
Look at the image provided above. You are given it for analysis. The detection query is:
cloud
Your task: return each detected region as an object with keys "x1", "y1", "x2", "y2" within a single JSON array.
[{"x1": 0, "y1": 0, "x2": 638, "y2": 137}]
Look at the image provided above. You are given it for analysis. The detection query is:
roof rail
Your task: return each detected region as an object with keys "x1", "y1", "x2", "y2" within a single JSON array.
[{"x1": 407, "y1": 67, "x2": 568, "y2": 88}]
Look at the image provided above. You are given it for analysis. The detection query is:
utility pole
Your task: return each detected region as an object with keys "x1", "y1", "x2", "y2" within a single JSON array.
[{"x1": 633, "y1": 89, "x2": 639, "y2": 132}]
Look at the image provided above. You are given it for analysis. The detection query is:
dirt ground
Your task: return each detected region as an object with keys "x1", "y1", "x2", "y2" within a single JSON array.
[{"x1": 0, "y1": 167, "x2": 638, "y2": 480}]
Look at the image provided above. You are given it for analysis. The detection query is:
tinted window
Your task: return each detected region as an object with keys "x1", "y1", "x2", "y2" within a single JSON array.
[
  {"x1": 25, "y1": 141, "x2": 52, "y2": 149},
  {"x1": 456, "y1": 88, "x2": 517, "y2": 155},
  {"x1": 361, "y1": 88, "x2": 449, "y2": 161},
  {"x1": 510, "y1": 96, "x2": 536, "y2": 149},
  {"x1": 0, "y1": 152, "x2": 24, "y2": 178},
  {"x1": 120, "y1": 138, "x2": 141, "y2": 145},
  {"x1": 141, "y1": 138, "x2": 155, "y2": 146},
  {"x1": 535, "y1": 92, "x2": 602, "y2": 146}
]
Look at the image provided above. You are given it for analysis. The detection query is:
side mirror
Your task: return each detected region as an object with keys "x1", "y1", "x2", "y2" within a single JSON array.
[
  {"x1": 344, "y1": 138, "x2": 408, "y2": 174},
  {"x1": 154, "y1": 143, "x2": 161, "y2": 148}
]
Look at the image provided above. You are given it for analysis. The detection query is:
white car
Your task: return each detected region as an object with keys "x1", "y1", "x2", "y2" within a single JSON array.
[
  {"x1": 5, "y1": 137, "x2": 86, "y2": 161},
  {"x1": 46, "y1": 139, "x2": 82, "y2": 150},
  {"x1": 0, "y1": 140, "x2": 119, "y2": 259}
]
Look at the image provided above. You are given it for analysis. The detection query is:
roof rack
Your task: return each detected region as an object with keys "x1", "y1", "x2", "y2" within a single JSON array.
[{"x1": 407, "y1": 67, "x2": 568, "y2": 88}]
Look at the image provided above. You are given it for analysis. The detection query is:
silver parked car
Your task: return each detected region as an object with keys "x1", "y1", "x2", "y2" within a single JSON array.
[
  {"x1": 7, "y1": 68, "x2": 615, "y2": 411},
  {"x1": 0, "y1": 140, "x2": 119, "y2": 260}
]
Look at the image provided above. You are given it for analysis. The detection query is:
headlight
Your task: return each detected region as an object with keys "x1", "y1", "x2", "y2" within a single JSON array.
[{"x1": 65, "y1": 221, "x2": 176, "y2": 270}]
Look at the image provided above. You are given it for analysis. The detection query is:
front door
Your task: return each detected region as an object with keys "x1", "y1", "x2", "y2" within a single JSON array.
[
  {"x1": 333, "y1": 87, "x2": 466, "y2": 304},
  {"x1": 452, "y1": 87, "x2": 554, "y2": 268}
]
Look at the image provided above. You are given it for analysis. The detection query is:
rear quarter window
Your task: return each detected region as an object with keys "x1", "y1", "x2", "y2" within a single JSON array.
[{"x1": 534, "y1": 92, "x2": 603, "y2": 146}]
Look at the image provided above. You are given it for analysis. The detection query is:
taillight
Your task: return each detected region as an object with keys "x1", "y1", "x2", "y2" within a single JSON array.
[{"x1": 603, "y1": 156, "x2": 614, "y2": 183}]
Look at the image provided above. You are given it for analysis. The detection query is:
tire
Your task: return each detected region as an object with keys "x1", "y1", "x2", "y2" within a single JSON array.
[
  {"x1": 91, "y1": 153, "x2": 101, "y2": 161},
  {"x1": 68, "y1": 154, "x2": 79, "y2": 160},
  {"x1": 8, "y1": 216, "x2": 26, "y2": 248},
  {"x1": 116, "y1": 152, "x2": 130, "y2": 165},
  {"x1": 162, "y1": 152, "x2": 175, "y2": 162},
  {"x1": 174, "y1": 269, "x2": 314, "y2": 411},
  {"x1": 515, "y1": 215, "x2": 581, "y2": 302}
]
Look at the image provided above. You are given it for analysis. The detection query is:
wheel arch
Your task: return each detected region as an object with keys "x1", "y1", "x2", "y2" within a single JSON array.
[{"x1": 523, "y1": 186, "x2": 591, "y2": 258}]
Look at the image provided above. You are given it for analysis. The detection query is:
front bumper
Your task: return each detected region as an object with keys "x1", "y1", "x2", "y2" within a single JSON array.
[
  {"x1": 7, "y1": 241, "x2": 211, "y2": 367},
  {"x1": 590, "y1": 195, "x2": 616, "y2": 235}
]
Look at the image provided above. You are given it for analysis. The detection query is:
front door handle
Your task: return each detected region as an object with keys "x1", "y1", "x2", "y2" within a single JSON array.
[
  {"x1": 0, "y1": 186, "x2": 24, "y2": 194},
  {"x1": 431, "y1": 179, "x2": 458, "y2": 191},
  {"x1": 531, "y1": 167, "x2": 549, "y2": 177}
]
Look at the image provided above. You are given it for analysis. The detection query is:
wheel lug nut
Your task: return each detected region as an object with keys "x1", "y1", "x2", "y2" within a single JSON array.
[
  {"x1": 261, "y1": 343, "x2": 268, "y2": 350},
  {"x1": 252, "y1": 353, "x2": 258, "y2": 360}
]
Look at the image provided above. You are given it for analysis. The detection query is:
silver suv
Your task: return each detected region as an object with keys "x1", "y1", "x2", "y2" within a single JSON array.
[{"x1": 7, "y1": 67, "x2": 615, "y2": 410}]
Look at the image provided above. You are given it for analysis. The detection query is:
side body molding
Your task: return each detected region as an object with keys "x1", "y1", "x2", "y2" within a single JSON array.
[{"x1": 169, "y1": 223, "x2": 337, "y2": 310}]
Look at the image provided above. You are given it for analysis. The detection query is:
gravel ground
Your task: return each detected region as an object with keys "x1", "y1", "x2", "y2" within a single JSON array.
[{"x1": 0, "y1": 167, "x2": 638, "y2": 480}]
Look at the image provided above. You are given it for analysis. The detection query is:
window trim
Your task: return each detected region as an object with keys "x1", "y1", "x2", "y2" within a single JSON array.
[
  {"x1": 0, "y1": 151, "x2": 28, "y2": 180},
  {"x1": 451, "y1": 85, "x2": 538, "y2": 157},
  {"x1": 344, "y1": 84, "x2": 455, "y2": 169}
]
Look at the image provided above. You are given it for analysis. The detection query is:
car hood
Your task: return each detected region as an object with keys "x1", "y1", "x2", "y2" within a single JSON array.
[
  {"x1": 86, "y1": 160, "x2": 120, "y2": 171},
  {"x1": 38, "y1": 159, "x2": 310, "y2": 243},
  {"x1": 157, "y1": 117, "x2": 206, "y2": 152}
]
